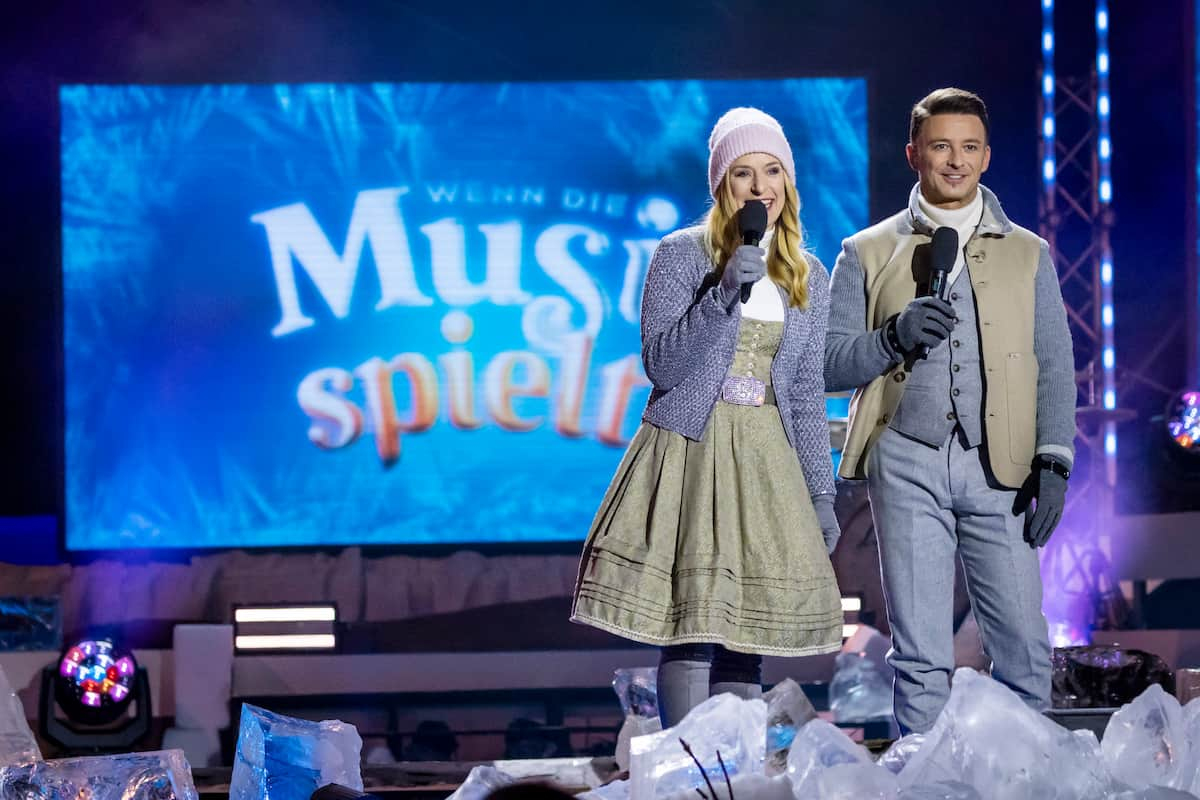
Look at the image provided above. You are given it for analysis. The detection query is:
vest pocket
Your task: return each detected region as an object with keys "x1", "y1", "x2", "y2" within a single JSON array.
[{"x1": 1004, "y1": 352, "x2": 1038, "y2": 466}]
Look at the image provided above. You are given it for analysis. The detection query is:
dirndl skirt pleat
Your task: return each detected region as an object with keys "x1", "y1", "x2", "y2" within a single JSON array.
[{"x1": 570, "y1": 397, "x2": 843, "y2": 657}]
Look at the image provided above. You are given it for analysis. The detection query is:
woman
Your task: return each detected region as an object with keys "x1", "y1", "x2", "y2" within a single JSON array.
[{"x1": 570, "y1": 107, "x2": 843, "y2": 726}]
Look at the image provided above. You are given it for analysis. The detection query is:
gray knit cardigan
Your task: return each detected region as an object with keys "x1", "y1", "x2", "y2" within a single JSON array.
[{"x1": 639, "y1": 226, "x2": 835, "y2": 497}]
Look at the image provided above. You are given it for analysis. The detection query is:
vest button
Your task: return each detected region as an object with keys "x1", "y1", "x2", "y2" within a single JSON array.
[
  {"x1": 951, "y1": 292, "x2": 959, "y2": 301},
  {"x1": 952, "y1": 339, "x2": 961, "y2": 348},
  {"x1": 879, "y1": 415, "x2": 890, "y2": 425},
  {"x1": 952, "y1": 364, "x2": 961, "y2": 372},
  {"x1": 946, "y1": 412, "x2": 957, "y2": 420},
  {"x1": 952, "y1": 388, "x2": 961, "y2": 397},
  {"x1": 893, "y1": 372, "x2": 906, "y2": 383}
]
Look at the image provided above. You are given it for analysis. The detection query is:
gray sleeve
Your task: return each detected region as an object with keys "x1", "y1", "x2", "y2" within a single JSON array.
[
  {"x1": 792, "y1": 256, "x2": 836, "y2": 497},
  {"x1": 640, "y1": 233, "x2": 738, "y2": 391},
  {"x1": 824, "y1": 237, "x2": 901, "y2": 392},
  {"x1": 1032, "y1": 241, "x2": 1078, "y2": 466}
]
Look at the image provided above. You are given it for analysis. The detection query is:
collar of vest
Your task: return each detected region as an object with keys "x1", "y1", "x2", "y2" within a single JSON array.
[{"x1": 903, "y1": 183, "x2": 1014, "y2": 238}]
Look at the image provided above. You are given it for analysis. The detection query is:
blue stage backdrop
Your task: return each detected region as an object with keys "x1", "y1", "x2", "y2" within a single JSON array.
[{"x1": 61, "y1": 80, "x2": 867, "y2": 549}]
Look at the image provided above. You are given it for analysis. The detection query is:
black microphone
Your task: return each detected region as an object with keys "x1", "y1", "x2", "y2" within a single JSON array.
[
  {"x1": 916, "y1": 226, "x2": 959, "y2": 359},
  {"x1": 736, "y1": 199, "x2": 768, "y2": 304},
  {"x1": 928, "y1": 226, "x2": 958, "y2": 302}
]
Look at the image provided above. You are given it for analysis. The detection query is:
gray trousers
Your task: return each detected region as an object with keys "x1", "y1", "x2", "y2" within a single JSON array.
[{"x1": 867, "y1": 426, "x2": 1051, "y2": 734}]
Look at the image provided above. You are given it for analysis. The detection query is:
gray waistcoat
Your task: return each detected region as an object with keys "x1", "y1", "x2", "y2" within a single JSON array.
[{"x1": 890, "y1": 271, "x2": 984, "y2": 448}]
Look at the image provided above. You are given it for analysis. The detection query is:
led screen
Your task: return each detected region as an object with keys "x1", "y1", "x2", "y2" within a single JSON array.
[{"x1": 62, "y1": 79, "x2": 867, "y2": 548}]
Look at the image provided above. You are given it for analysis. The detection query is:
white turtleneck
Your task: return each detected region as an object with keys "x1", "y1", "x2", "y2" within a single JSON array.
[
  {"x1": 740, "y1": 227, "x2": 785, "y2": 322},
  {"x1": 917, "y1": 189, "x2": 984, "y2": 286}
]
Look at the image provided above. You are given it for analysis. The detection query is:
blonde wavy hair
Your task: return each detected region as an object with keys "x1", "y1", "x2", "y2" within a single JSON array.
[{"x1": 703, "y1": 177, "x2": 810, "y2": 308}]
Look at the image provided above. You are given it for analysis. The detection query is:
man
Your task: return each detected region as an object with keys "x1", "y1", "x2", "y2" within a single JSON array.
[{"x1": 824, "y1": 88, "x2": 1076, "y2": 734}]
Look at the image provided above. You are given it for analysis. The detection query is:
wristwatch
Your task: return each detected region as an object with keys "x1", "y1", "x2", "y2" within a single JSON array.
[
  {"x1": 884, "y1": 314, "x2": 905, "y2": 358},
  {"x1": 1032, "y1": 455, "x2": 1071, "y2": 481}
]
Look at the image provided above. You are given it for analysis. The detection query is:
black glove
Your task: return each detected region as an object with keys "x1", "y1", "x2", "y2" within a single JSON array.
[
  {"x1": 717, "y1": 245, "x2": 766, "y2": 309},
  {"x1": 891, "y1": 297, "x2": 957, "y2": 356},
  {"x1": 1014, "y1": 459, "x2": 1069, "y2": 548},
  {"x1": 811, "y1": 493, "x2": 840, "y2": 555}
]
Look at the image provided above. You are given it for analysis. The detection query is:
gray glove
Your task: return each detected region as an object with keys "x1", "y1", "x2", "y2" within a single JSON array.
[
  {"x1": 811, "y1": 493, "x2": 840, "y2": 554},
  {"x1": 1015, "y1": 461, "x2": 1068, "y2": 548},
  {"x1": 892, "y1": 296, "x2": 957, "y2": 356},
  {"x1": 717, "y1": 245, "x2": 766, "y2": 309}
]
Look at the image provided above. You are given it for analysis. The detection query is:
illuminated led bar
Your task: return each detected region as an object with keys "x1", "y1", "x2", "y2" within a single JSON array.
[
  {"x1": 1041, "y1": 0, "x2": 1056, "y2": 190},
  {"x1": 233, "y1": 603, "x2": 338, "y2": 653},
  {"x1": 234, "y1": 634, "x2": 337, "y2": 651},
  {"x1": 234, "y1": 606, "x2": 337, "y2": 623},
  {"x1": 1097, "y1": 0, "x2": 1117, "y2": 469}
]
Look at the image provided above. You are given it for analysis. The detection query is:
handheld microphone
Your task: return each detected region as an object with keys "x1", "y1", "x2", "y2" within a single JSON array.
[
  {"x1": 916, "y1": 226, "x2": 959, "y2": 359},
  {"x1": 736, "y1": 200, "x2": 768, "y2": 304}
]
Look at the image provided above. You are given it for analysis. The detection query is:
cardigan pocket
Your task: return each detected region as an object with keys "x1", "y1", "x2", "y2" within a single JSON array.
[{"x1": 1004, "y1": 352, "x2": 1038, "y2": 467}]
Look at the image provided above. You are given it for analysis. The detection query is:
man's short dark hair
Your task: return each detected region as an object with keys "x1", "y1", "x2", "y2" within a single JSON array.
[{"x1": 910, "y1": 88, "x2": 990, "y2": 143}]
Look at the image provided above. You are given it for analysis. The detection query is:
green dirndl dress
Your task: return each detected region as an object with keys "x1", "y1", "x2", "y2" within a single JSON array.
[{"x1": 570, "y1": 319, "x2": 843, "y2": 656}]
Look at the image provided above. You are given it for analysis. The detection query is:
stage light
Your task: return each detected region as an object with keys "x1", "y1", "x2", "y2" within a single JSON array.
[
  {"x1": 55, "y1": 638, "x2": 137, "y2": 726},
  {"x1": 234, "y1": 606, "x2": 336, "y2": 623},
  {"x1": 1040, "y1": 0, "x2": 1057, "y2": 198},
  {"x1": 1049, "y1": 620, "x2": 1090, "y2": 648},
  {"x1": 233, "y1": 603, "x2": 338, "y2": 653},
  {"x1": 235, "y1": 634, "x2": 336, "y2": 651},
  {"x1": 1096, "y1": 0, "x2": 1116, "y2": 473},
  {"x1": 841, "y1": 593, "x2": 863, "y2": 640},
  {"x1": 39, "y1": 635, "x2": 152, "y2": 753},
  {"x1": 1166, "y1": 390, "x2": 1200, "y2": 455}
]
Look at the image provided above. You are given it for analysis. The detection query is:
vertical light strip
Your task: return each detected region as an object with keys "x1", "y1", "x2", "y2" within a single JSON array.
[
  {"x1": 1042, "y1": 0, "x2": 1057, "y2": 191},
  {"x1": 1097, "y1": 0, "x2": 1117, "y2": 472}
]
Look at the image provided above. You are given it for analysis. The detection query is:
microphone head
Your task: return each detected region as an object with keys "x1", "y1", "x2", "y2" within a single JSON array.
[
  {"x1": 930, "y1": 226, "x2": 959, "y2": 274},
  {"x1": 737, "y1": 200, "x2": 768, "y2": 245}
]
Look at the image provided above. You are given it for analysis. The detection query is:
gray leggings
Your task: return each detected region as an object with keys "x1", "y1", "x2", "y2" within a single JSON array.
[
  {"x1": 659, "y1": 644, "x2": 763, "y2": 683},
  {"x1": 656, "y1": 644, "x2": 763, "y2": 726}
]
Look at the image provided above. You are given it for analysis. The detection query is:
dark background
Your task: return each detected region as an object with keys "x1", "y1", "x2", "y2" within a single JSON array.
[{"x1": 0, "y1": 0, "x2": 1190, "y2": 558}]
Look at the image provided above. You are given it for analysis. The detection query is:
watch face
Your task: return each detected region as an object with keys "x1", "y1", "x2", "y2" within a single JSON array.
[{"x1": 1038, "y1": 458, "x2": 1069, "y2": 479}]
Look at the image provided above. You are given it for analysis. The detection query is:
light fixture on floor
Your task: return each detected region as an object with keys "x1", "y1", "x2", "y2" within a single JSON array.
[{"x1": 39, "y1": 635, "x2": 151, "y2": 752}]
